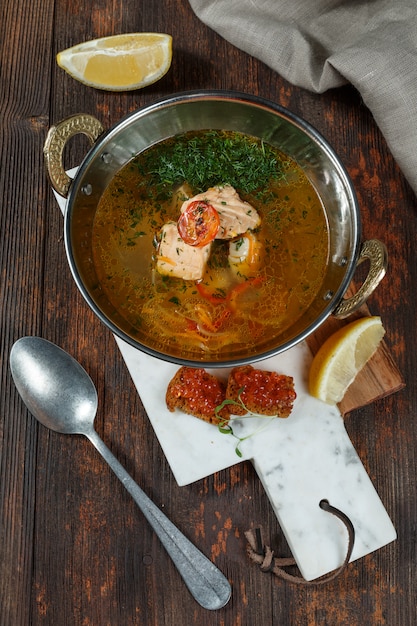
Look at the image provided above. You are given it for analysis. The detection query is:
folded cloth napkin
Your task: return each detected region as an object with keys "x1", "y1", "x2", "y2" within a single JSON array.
[{"x1": 189, "y1": 0, "x2": 417, "y2": 196}]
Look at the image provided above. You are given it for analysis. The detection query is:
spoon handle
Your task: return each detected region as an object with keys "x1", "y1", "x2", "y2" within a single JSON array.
[{"x1": 86, "y1": 428, "x2": 231, "y2": 610}]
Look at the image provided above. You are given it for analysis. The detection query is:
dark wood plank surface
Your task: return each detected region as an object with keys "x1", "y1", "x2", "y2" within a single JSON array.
[{"x1": 1, "y1": 0, "x2": 416, "y2": 624}]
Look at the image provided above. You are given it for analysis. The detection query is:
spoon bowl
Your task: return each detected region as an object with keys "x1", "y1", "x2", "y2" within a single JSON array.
[
  {"x1": 10, "y1": 337, "x2": 98, "y2": 435},
  {"x1": 10, "y1": 336, "x2": 231, "y2": 610}
]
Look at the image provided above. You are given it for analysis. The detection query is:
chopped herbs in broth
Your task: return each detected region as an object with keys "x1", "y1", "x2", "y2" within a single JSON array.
[
  {"x1": 133, "y1": 130, "x2": 286, "y2": 198},
  {"x1": 92, "y1": 130, "x2": 329, "y2": 360}
]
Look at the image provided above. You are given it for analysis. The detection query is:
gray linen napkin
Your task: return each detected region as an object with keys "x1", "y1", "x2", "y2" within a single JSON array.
[{"x1": 189, "y1": 0, "x2": 417, "y2": 196}]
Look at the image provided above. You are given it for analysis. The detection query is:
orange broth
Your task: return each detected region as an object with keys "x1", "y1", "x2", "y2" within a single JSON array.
[{"x1": 92, "y1": 130, "x2": 329, "y2": 360}]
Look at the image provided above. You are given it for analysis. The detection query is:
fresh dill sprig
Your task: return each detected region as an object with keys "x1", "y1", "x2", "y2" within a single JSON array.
[{"x1": 136, "y1": 130, "x2": 286, "y2": 198}]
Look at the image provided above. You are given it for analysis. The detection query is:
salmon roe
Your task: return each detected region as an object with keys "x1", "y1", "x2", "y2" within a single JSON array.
[
  {"x1": 169, "y1": 367, "x2": 227, "y2": 418},
  {"x1": 233, "y1": 367, "x2": 296, "y2": 414}
]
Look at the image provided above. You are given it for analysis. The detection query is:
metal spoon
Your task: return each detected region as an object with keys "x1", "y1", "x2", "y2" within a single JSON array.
[{"x1": 9, "y1": 336, "x2": 231, "y2": 610}]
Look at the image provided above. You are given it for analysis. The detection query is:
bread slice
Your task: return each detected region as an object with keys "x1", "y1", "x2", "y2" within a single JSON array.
[
  {"x1": 226, "y1": 365, "x2": 296, "y2": 417},
  {"x1": 166, "y1": 366, "x2": 231, "y2": 425}
]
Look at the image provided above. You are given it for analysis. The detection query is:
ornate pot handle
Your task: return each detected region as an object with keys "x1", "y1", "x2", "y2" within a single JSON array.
[
  {"x1": 43, "y1": 114, "x2": 104, "y2": 197},
  {"x1": 333, "y1": 239, "x2": 388, "y2": 319}
]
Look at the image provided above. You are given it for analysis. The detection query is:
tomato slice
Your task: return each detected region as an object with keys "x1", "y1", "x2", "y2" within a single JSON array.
[{"x1": 177, "y1": 200, "x2": 220, "y2": 247}]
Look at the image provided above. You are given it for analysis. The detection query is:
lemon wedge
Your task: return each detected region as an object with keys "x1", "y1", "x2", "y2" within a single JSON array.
[
  {"x1": 309, "y1": 316, "x2": 385, "y2": 405},
  {"x1": 56, "y1": 33, "x2": 172, "y2": 91}
]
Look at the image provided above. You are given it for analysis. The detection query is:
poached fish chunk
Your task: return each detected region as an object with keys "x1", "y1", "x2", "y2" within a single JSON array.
[
  {"x1": 156, "y1": 221, "x2": 211, "y2": 281},
  {"x1": 228, "y1": 231, "x2": 263, "y2": 277},
  {"x1": 181, "y1": 185, "x2": 260, "y2": 239}
]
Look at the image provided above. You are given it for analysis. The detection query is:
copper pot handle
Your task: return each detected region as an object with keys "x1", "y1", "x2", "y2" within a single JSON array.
[
  {"x1": 333, "y1": 239, "x2": 388, "y2": 319},
  {"x1": 43, "y1": 114, "x2": 104, "y2": 198}
]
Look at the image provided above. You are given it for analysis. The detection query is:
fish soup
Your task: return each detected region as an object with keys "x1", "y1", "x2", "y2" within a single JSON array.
[{"x1": 91, "y1": 130, "x2": 329, "y2": 361}]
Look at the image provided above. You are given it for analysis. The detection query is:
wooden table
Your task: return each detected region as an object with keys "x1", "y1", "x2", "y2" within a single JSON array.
[{"x1": 1, "y1": 1, "x2": 416, "y2": 624}]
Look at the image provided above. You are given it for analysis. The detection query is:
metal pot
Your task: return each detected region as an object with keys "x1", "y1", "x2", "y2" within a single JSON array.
[{"x1": 44, "y1": 90, "x2": 387, "y2": 367}]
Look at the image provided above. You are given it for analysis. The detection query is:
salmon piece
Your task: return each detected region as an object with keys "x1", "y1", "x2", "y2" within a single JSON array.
[
  {"x1": 228, "y1": 231, "x2": 263, "y2": 277},
  {"x1": 156, "y1": 221, "x2": 211, "y2": 281},
  {"x1": 181, "y1": 185, "x2": 260, "y2": 239}
]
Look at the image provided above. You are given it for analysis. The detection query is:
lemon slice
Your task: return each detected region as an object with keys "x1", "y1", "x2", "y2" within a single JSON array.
[
  {"x1": 56, "y1": 33, "x2": 172, "y2": 91},
  {"x1": 309, "y1": 316, "x2": 385, "y2": 405}
]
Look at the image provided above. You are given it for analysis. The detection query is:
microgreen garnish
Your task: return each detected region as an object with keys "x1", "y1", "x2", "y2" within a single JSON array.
[{"x1": 215, "y1": 387, "x2": 277, "y2": 457}]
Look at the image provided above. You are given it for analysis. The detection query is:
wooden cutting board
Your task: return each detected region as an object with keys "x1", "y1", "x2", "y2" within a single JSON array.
[{"x1": 306, "y1": 284, "x2": 405, "y2": 415}]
